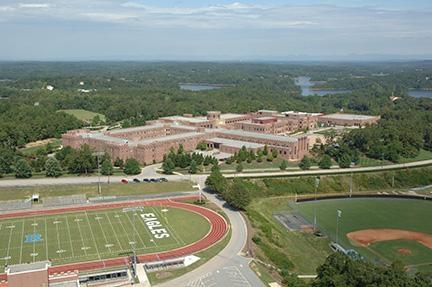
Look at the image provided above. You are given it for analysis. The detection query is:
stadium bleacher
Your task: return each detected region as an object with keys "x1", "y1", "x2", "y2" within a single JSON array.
[
  {"x1": 43, "y1": 194, "x2": 87, "y2": 207},
  {"x1": 0, "y1": 199, "x2": 32, "y2": 211}
]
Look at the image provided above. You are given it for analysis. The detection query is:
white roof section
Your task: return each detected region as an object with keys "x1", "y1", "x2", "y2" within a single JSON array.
[
  {"x1": 217, "y1": 129, "x2": 299, "y2": 143},
  {"x1": 220, "y1": 113, "x2": 246, "y2": 120},
  {"x1": 108, "y1": 123, "x2": 165, "y2": 134},
  {"x1": 208, "y1": 137, "x2": 265, "y2": 149},
  {"x1": 7, "y1": 261, "x2": 50, "y2": 274},
  {"x1": 85, "y1": 133, "x2": 129, "y2": 144},
  {"x1": 319, "y1": 113, "x2": 379, "y2": 120},
  {"x1": 161, "y1": 115, "x2": 209, "y2": 123},
  {"x1": 258, "y1": 109, "x2": 278, "y2": 113}
]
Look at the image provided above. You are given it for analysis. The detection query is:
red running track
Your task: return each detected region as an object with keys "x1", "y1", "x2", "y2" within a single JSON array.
[{"x1": 0, "y1": 196, "x2": 229, "y2": 276}]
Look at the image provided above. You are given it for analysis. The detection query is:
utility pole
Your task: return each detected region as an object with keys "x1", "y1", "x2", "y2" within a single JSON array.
[
  {"x1": 97, "y1": 153, "x2": 101, "y2": 196},
  {"x1": 313, "y1": 176, "x2": 320, "y2": 232}
]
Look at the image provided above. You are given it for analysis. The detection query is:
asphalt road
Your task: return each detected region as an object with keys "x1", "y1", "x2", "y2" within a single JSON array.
[
  {"x1": 156, "y1": 177, "x2": 264, "y2": 287},
  {"x1": 223, "y1": 159, "x2": 432, "y2": 179},
  {"x1": 1, "y1": 159, "x2": 431, "y2": 187}
]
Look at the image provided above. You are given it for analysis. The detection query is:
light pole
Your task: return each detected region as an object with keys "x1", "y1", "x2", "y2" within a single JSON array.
[
  {"x1": 336, "y1": 210, "x2": 342, "y2": 245},
  {"x1": 93, "y1": 152, "x2": 104, "y2": 196},
  {"x1": 313, "y1": 176, "x2": 320, "y2": 232},
  {"x1": 349, "y1": 173, "x2": 353, "y2": 198},
  {"x1": 193, "y1": 184, "x2": 202, "y2": 203}
]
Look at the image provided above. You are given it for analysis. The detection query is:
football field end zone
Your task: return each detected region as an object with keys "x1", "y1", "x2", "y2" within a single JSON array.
[{"x1": 0, "y1": 195, "x2": 229, "y2": 279}]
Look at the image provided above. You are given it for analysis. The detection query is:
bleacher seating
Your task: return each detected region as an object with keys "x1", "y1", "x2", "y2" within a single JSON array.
[
  {"x1": 0, "y1": 200, "x2": 32, "y2": 211},
  {"x1": 43, "y1": 194, "x2": 87, "y2": 207}
]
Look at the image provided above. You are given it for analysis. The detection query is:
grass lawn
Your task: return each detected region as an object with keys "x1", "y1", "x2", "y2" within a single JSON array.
[
  {"x1": 220, "y1": 158, "x2": 300, "y2": 171},
  {"x1": 295, "y1": 198, "x2": 432, "y2": 272},
  {"x1": 57, "y1": 109, "x2": 106, "y2": 123},
  {"x1": 248, "y1": 197, "x2": 331, "y2": 274},
  {"x1": 399, "y1": 149, "x2": 432, "y2": 163},
  {"x1": 0, "y1": 205, "x2": 210, "y2": 269},
  {"x1": 0, "y1": 181, "x2": 194, "y2": 201},
  {"x1": 19, "y1": 139, "x2": 62, "y2": 156}
]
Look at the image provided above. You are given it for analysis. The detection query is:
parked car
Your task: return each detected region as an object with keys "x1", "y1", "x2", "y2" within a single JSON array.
[
  {"x1": 159, "y1": 178, "x2": 168, "y2": 182},
  {"x1": 133, "y1": 178, "x2": 140, "y2": 183},
  {"x1": 143, "y1": 178, "x2": 150, "y2": 183},
  {"x1": 121, "y1": 178, "x2": 129, "y2": 184},
  {"x1": 150, "y1": 178, "x2": 158, "y2": 182}
]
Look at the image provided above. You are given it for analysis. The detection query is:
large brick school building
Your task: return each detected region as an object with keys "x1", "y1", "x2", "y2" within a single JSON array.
[{"x1": 62, "y1": 110, "x2": 377, "y2": 165}]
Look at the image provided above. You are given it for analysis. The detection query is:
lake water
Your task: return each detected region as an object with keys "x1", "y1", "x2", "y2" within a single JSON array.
[
  {"x1": 295, "y1": 76, "x2": 351, "y2": 96},
  {"x1": 179, "y1": 83, "x2": 222, "y2": 91},
  {"x1": 409, "y1": 90, "x2": 432, "y2": 98}
]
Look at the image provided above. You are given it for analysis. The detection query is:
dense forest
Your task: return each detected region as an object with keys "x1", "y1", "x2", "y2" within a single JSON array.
[{"x1": 0, "y1": 61, "x2": 432, "y2": 174}]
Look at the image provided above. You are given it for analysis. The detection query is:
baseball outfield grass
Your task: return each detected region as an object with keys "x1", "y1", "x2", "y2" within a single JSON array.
[
  {"x1": 295, "y1": 198, "x2": 432, "y2": 273},
  {"x1": 0, "y1": 205, "x2": 210, "y2": 269}
]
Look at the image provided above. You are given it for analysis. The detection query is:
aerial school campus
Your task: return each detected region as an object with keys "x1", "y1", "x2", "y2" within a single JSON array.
[{"x1": 2, "y1": 103, "x2": 432, "y2": 286}]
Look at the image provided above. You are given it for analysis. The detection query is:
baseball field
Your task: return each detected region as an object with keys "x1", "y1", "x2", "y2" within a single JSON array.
[
  {"x1": 294, "y1": 198, "x2": 432, "y2": 273},
  {"x1": 0, "y1": 204, "x2": 211, "y2": 267}
]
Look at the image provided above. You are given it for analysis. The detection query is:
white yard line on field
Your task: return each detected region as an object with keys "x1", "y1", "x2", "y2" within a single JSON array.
[
  {"x1": 74, "y1": 215, "x2": 88, "y2": 256},
  {"x1": 94, "y1": 212, "x2": 113, "y2": 253},
  {"x1": 152, "y1": 206, "x2": 183, "y2": 245},
  {"x1": 44, "y1": 218, "x2": 49, "y2": 259},
  {"x1": 6, "y1": 222, "x2": 14, "y2": 265},
  {"x1": 19, "y1": 220, "x2": 25, "y2": 264},
  {"x1": 105, "y1": 212, "x2": 124, "y2": 250},
  {"x1": 65, "y1": 216, "x2": 75, "y2": 258},
  {"x1": 85, "y1": 211, "x2": 102, "y2": 260}
]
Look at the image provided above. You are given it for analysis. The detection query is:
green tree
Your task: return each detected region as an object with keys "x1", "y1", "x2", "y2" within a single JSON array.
[
  {"x1": 15, "y1": 158, "x2": 32, "y2": 178},
  {"x1": 189, "y1": 160, "x2": 198, "y2": 174},
  {"x1": 338, "y1": 153, "x2": 352, "y2": 168},
  {"x1": 319, "y1": 155, "x2": 332, "y2": 169},
  {"x1": 67, "y1": 144, "x2": 95, "y2": 174},
  {"x1": 279, "y1": 160, "x2": 288, "y2": 170},
  {"x1": 0, "y1": 147, "x2": 15, "y2": 174},
  {"x1": 236, "y1": 163, "x2": 244, "y2": 173},
  {"x1": 299, "y1": 156, "x2": 312, "y2": 170},
  {"x1": 205, "y1": 167, "x2": 227, "y2": 194},
  {"x1": 113, "y1": 157, "x2": 124, "y2": 169},
  {"x1": 124, "y1": 158, "x2": 141, "y2": 175},
  {"x1": 101, "y1": 159, "x2": 113, "y2": 176},
  {"x1": 272, "y1": 149, "x2": 278, "y2": 158},
  {"x1": 162, "y1": 158, "x2": 175, "y2": 174},
  {"x1": 196, "y1": 141, "x2": 207, "y2": 151},
  {"x1": 263, "y1": 145, "x2": 269, "y2": 156},
  {"x1": 222, "y1": 179, "x2": 251, "y2": 210},
  {"x1": 45, "y1": 157, "x2": 62, "y2": 177},
  {"x1": 267, "y1": 153, "x2": 274, "y2": 162},
  {"x1": 177, "y1": 144, "x2": 185, "y2": 155}
]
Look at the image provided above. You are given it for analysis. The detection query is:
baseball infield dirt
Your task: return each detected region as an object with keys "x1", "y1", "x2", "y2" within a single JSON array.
[{"x1": 347, "y1": 229, "x2": 432, "y2": 249}]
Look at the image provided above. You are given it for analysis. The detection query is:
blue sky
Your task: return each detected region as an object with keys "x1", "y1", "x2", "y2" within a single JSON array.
[{"x1": 1, "y1": 1, "x2": 432, "y2": 61}]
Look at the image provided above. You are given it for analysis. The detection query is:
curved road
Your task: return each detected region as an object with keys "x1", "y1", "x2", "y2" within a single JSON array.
[{"x1": 156, "y1": 183, "x2": 264, "y2": 287}]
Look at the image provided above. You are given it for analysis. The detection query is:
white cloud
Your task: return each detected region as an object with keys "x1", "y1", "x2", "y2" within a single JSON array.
[
  {"x1": 19, "y1": 3, "x2": 50, "y2": 9},
  {"x1": 0, "y1": 6, "x2": 15, "y2": 12},
  {"x1": 81, "y1": 12, "x2": 138, "y2": 22}
]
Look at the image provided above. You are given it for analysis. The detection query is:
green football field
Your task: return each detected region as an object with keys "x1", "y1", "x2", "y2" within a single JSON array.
[
  {"x1": 294, "y1": 198, "x2": 432, "y2": 272},
  {"x1": 0, "y1": 205, "x2": 210, "y2": 269}
]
